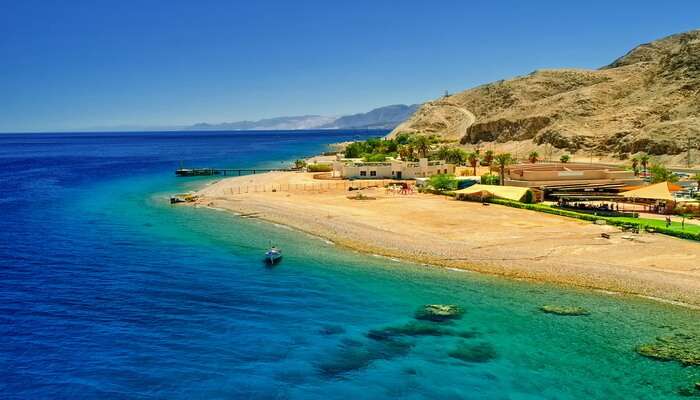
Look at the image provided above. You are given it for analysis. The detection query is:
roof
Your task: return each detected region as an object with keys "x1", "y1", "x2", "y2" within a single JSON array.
[
  {"x1": 621, "y1": 182, "x2": 679, "y2": 201},
  {"x1": 454, "y1": 184, "x2": 531, "y2": 202},
  {"x1": 508, "y1": 162, "x2": 624, "y2": 172},
  {"x1": 622, "y1": 182, "x2": 683, "y2": 192},
  {"x1": 505, "y1": 178, "x2": 642, "y2": 189}
]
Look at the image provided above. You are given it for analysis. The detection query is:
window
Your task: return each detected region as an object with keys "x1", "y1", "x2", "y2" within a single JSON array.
[
  {"x1": 370, "y1": 170, "x2": 377, "y2": 177},
  {"x1": 360, "y1": 171, "x2": 367, "y2": 176}
]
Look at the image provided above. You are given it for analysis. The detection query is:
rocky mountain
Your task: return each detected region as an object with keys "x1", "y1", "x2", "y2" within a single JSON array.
[
  {"x1": 186, "y1": 104, "x2": 419, "y2": 131},
  {"x1": 389, "y1": 30, "x2": 700, "y2": 157},
  {"x1": 320, "y1": 104, "x2": 420, "y2": 129}
]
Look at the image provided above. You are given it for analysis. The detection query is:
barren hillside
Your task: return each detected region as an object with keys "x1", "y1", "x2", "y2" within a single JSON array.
[{"x1": 389, "y1": 30, "x2": 700, "y2": 158}]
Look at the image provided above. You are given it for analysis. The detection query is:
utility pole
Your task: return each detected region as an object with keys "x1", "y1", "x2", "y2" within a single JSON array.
[{"x1": 687, "y1": 134, "x2": 692, "y2": 168}]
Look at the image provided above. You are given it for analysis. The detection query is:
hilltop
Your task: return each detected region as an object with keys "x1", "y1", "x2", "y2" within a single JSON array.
[{"x1": 389, "y1": 30, "x2": 700, "y2": 159}]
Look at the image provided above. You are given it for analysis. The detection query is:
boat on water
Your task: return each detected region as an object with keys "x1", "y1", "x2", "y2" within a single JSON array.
[{"x1": 265, "y1": 246, "x2": 282, "y2": 265}]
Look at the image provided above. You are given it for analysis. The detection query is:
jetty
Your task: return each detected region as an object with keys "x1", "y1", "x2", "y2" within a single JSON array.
[{"x1": 175, "y1": 167, "x2": 293, "y2": 177}]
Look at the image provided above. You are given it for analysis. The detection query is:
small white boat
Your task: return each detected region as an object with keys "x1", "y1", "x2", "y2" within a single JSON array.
[{"x1": 265, "y1": 246, "x2": 282, "y2": 265}]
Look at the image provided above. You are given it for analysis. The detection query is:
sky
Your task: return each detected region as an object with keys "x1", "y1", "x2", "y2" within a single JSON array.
[{"x1": 1, "y1": 0, "x2": 699, "y2": 132}]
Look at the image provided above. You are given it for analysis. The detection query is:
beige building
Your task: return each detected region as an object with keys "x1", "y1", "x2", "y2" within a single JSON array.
[
  {"x1": 332, "y1": 156, "x2": 454, "y2": 179},
  {"x1": 504, "y1": 163, "x2": 642, "y2": 190}
]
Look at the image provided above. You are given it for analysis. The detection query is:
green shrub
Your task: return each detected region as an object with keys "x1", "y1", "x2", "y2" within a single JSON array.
[
  {"x1": 641, "y1": 224, "x2": 700, "y2": 240},
  {"x1": 344, "y1": 141, "x2": 370, "y2": 158},
  {"x1": 363, "y1": 153, "x2": 387, "y2": 162},
  {"x1": 481, "y1": 173, "x2": 499, "y2": 185},
  {"x1": 428, "y1": 174, "x2": 458, "y2": 192},
  {"x1": 307, "y1": 163, "x2": 332, "y2": 172},
  {"x1": 522, "y1": 190, "x2": 533, "y2": 204}
]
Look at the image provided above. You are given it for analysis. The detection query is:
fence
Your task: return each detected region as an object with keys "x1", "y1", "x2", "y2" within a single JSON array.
[{"x1": 224, "y1": 179, "x2": 400, "y2": 195}]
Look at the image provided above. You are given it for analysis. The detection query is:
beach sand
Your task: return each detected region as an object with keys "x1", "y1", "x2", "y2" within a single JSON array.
[{"x1": 193, "y1": 172, "x2": 700, "y2": 307}]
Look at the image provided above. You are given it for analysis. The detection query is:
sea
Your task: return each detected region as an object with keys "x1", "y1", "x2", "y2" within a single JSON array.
[{"x1": 0, "y1": 130, "x2": 698, "y2": 399}]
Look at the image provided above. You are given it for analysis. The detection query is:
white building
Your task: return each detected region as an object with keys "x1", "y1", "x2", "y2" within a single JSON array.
[{"x1": 332, "y1": 156, "x2": 454, "y2": 179}]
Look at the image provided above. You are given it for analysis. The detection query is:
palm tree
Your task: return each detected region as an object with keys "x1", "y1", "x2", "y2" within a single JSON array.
[
  {"x1": 560, "y1": 154, "x2": 570, "y2": 163},
  {"x1": 450, "y1": 148, "x2": 468, "y2": 165},
  {"x1": 649, "y1": 164, "x2": 679, "y2": 183},
  {"x1": 434, "y1": 146, "x2": 465, "y2": 164},
  {"x1": 293, "y1": 159, "x2": 306, "y2": 169},
  {"x1": 398, "y1": 144, "x2": 414, "y2": 161},
  {"x1": 411, "y1": 135, "x2": 432, "y2": 159},
  {"x1": 494, "y1": 153, "x2": 513, "y2": 185},
  {"x1": 528, "y1": 151, "x2": 539, "y2": 164},
  {"x1": 631, "y1": 157, "x2": 639, "y2": 176},
  {"x1": 435, "y1": 145, "x2": 451, "y2": 161},
  {"x1": 373, "y1": 141, "x2": 388, "y2": 155},
  {"x1": 482, "y1": 150, "x2": 495, "y2": 167},
  {"x1": 639, "y1": 153, "x2": 650, "y2": 176},
  {"x1": 467, "y1": 152, "x2": 479, "y2": 176}
]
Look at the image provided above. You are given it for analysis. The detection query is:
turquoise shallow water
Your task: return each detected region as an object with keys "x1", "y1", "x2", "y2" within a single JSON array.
[{"x1": 1, "y1": 131, "x2": 699, "y2": 399}]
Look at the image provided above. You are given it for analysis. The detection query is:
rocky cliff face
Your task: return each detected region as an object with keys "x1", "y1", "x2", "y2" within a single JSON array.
[{"x1": 390, "y1": 30, "x2": 700, "y2": 156}]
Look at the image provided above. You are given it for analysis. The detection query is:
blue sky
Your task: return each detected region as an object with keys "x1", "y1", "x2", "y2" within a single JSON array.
[{"x1": 1, "y1": 0, "x2": 698, "y2": 132}]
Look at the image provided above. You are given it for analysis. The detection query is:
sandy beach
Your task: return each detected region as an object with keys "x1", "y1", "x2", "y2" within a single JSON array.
[{"x1": 192, "y1": 172, "x2": 700, "y2": 307}]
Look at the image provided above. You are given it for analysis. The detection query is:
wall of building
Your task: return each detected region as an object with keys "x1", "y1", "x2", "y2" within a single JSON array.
[
  {"x1": 507, "y1": 165, "x2": 637, "y2": 183},
  {"x1": 333, "y1": 158, "x2": 454, "y2": 179}
]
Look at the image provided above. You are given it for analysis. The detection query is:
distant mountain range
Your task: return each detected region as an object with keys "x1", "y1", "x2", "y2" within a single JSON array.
[
  {"x1": 185, "y1": 104, "x2": 420, "y2": 131},
  {"x1": 186, "y1": 115, "x2": 337, "y2": 131}
]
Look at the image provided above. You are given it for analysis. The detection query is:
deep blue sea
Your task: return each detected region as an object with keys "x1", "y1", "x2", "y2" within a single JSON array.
[{"x1": 1, "y1": 130, "x2": 698, "y2": 399}]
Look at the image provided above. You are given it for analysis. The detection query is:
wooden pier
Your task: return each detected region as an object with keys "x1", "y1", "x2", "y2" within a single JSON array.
[{"x1": 175, "y1": 167, "x2": 294, "y2": 177}]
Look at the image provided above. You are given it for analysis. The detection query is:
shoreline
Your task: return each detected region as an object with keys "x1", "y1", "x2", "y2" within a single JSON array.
[
  {"x1": 188, "y1": 171, "x2": 700, "y2": 309},
  {"x1": 200, "y1": 201, "x2": 700, "y2": 311},
  {"x1": 209, "y1": 201, "x2": 700, "y2": 310}
]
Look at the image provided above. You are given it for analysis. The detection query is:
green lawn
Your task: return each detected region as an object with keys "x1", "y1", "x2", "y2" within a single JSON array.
[
  {"x1": 484, "y1": 198, "x2": 700, "y2": 241},
  {"x1": 606, "y1": 216, "x2": 700, "y2": 234}
]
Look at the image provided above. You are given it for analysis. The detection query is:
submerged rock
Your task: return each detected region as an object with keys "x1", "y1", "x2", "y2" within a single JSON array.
[
  {"x1": 403, "y1": 367, "x2": 417, "y2": 375},
  {"x1": 367, "y1": 321, "x2": 480, "y2": 342},
  {"x1": 677, "y1": 385, "x2": 700, "y2": 397},
  {"x1": 635, "y1": 333, "x2": 700, "y2": 366},
  {"x1": 367, "y1": 321, "x2": 452, "y2": 341},
  {"x1": 319, "y1": 325, "x2": 345, "y2": 336},
  {"x1": 539, "y1": 305, "x2": 590, "y2": 316},
  {"x1": 455, "y1": 329, "x2": 480, "y2": 339},
  {"x1": 316, "y1": 338, "x2": 413, "y2": 377},
  {"x1": 414, "y1": 304, "x2": 464, "y2": 322},
  {"x1": 448, "y1": 341, "x2": 498, "y2": 363}
]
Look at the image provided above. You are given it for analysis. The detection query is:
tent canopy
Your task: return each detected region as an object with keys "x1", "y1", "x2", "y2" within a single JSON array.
[
  {"x1": 454, "y1": 184, "x2": 530, "y2": 202},
  {"x1": 620, "y1": 181, "x2": 678, "y2": 201},
  {"x1": 622, "y1": 182, "x2": 682, "y2": 192}
]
